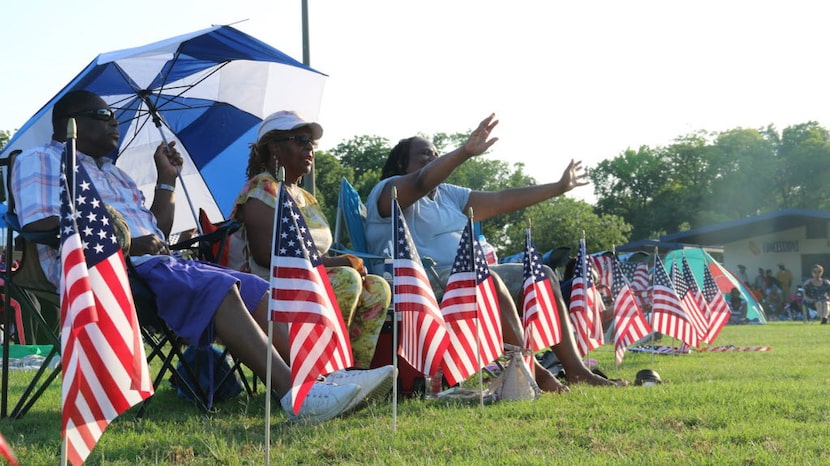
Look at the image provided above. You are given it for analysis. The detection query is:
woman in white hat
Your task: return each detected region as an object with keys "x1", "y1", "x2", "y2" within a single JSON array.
[{"x1": 228, "y1": 111, "x2": 391, "y2": 368}]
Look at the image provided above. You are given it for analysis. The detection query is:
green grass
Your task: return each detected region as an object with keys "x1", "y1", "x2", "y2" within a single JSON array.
[{"x1": 2, "y1": 322, "x2": 830, "y2": 465}]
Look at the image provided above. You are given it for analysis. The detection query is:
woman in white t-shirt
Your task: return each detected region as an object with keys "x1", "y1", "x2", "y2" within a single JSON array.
[{"x1": 365, "y1": 114, "x2": 625, "y2": 391}]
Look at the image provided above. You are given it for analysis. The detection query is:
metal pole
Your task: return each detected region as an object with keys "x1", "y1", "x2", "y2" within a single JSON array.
[{"x1": 300, "y1": 0, "x2": 316, "y2": 197}]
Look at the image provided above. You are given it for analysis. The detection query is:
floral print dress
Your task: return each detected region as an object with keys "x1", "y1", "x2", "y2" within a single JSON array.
[{"x1": 228, "y1": 172, "x2": 390, "y2": 368}]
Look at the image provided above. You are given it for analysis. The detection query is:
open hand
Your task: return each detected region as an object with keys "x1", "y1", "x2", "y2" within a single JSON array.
[
  {"x1": 462, "y1": 114, "x2": 499, "y2": 157},
  {"x1": 559, "y1": 159, "x2": 590, "y2": 193}
]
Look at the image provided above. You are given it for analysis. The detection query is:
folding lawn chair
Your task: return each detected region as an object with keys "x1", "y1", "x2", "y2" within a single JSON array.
[
  {"x1": 0, "y1": 151, "x2": 247, "y2": 419},
  {"x1": 331, "y1": 177, "x2": 387, "y2": 273},
  {"x1": 0, "y1": 151, "x2": 63, "y2": 419}
]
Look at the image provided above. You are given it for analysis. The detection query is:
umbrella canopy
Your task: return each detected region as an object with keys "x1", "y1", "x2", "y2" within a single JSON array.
[{"x1": 0, "y1": 25, "x2": 327, "y2": 234}]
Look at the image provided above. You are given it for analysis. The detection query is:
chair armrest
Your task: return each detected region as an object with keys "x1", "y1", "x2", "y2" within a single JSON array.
[
  {"x1": 4, "y1": 213, "x2": 60, "y2": 248},
  {"x1": 328, "y1": 247, "x2": 387, "y2": 263},
  {"x1": 170, "y1": 220, "x2": 241, "y2": 251}
]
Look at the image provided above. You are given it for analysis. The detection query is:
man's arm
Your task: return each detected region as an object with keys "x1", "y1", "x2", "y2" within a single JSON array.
[
  {"x1": 147, "y1": 141, "x2": 182, "y2": 238},
  {"x1": 21, "y1": 217, "x2": 59, "y2": 233}
]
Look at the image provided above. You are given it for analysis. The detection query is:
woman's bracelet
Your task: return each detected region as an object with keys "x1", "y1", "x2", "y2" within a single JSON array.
[{"x1": 155, "y1": 183, "x2": 176, "y2": 192}]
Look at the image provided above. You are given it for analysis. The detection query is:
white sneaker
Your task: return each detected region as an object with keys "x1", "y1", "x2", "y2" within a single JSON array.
[
  {"x1": 280, "y1": 382, "x2": 361, "y2": 425},
  {"x1": 325, "y1": 365, "x2": 397, "y2": 413}
]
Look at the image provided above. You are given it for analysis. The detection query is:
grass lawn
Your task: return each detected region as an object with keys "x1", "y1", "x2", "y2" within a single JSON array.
[{"x1": 1, "y1": 321, "x2": 828, "y2": 465}]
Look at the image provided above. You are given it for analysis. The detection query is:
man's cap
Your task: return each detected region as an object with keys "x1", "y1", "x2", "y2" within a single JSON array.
[
  {"x1": 258, "y1": 110, "x2": 323, "y2": 141},
  {"x1": 738, "y1": 264, "x2": 746, "y2": 269}
]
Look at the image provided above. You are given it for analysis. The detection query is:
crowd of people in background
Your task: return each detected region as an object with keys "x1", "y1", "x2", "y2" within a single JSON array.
[{"x1": 734, "y1": 262, "x2": 830, "y2": 322}]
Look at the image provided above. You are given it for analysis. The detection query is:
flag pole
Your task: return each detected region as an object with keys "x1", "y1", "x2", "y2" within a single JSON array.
[
  {"x1": 650, "y1": 246, "x2": 658, "y2": 366},
  {"x1": 580, "y1": 230, "x2": 591, "y2": 363},
  {"x1": 264, "y1": 167, "x2": 285, "y2": 465},
  {"x1": 526, "y1": 218, "x2": 535, "y2": 388},
  {"x1": 60, "y1": 117, "x2": 77, "y2": 466},
  {"x1": 611, "y1": 244, "x2": 618, "y2": 362},
  {"x1": 468, "y1": 208, "x2": 484, "y2": 409},
  {"x1": 391, "y1": 187, "x2": 398, "y2": 433}
]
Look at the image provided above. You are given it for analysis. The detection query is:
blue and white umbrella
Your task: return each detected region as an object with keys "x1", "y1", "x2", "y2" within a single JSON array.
[{"x1": 0, "y1": 25, "x2": 327, "y2": 234}]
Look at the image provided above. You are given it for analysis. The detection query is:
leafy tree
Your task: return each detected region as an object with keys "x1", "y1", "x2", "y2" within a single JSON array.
[
  {"x1": 590, "y1": 120, "x2": 830, "y2": 243},
  {"x1": 778, "y1": 121, "x2": 830, "y2": 209},
  {"x1": 311, "y1": 150, "x2": 352, "y2": 226},
  {"x1": 0, "y1": 129, "x2": 9, "y2": 151},
  {"x1": 708, "y1": 127, "x2": 779, "y2": 220},
  {"x1": 329, "y1": 135, "x2": 391, "y2": 198},
  {"x1": 591, "y1": 145, "x2": 669, "y2": 240},
  {"x1": 501, "y1": 197, "x2": 631, "y2": 257}
]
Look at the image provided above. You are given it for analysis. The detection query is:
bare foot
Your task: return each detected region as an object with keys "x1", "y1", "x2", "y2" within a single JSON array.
[
  {"x1": 535, "y1": 367, "x2": 570, "y2": 393},
  {"x1": 566, "y1": 369, "x2": 628, "y2": 387}
]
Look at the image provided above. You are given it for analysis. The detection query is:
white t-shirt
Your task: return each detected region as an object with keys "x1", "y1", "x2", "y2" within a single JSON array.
[{"x1": 364, "y1": 177, "x2": 471, "y2": 272}]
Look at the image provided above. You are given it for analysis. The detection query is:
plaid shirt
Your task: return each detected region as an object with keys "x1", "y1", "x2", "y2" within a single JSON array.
[{"x1": 12, "y1": 140, "x2": 164, "y2": 286}]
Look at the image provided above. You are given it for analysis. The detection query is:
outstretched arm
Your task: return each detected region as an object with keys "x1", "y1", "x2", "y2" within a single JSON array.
[
  {"x1": 466, "y1": 159, "x2": 589, "y2": 221},
  {"x1": 375, "y1": 114, "x2": 499, "y2": 218}
]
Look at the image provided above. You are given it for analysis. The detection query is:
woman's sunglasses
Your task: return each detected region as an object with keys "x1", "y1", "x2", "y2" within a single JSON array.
[{"x1": 274, "y1": 135, "x2": 317, "y2": 147}]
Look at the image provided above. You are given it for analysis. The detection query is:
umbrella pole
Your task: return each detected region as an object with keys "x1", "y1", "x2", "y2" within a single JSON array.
[
  {"x1": 154, "y1": 127, "x2": 203, "y2": 236},
  {"x1": 142, "y1": 95, "x2": 203, "y2": 236}
]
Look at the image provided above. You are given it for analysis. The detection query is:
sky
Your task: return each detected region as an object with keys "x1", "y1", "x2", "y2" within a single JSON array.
[{"x1": 3, "y1": 0, "x2": 830, "y2": 204}]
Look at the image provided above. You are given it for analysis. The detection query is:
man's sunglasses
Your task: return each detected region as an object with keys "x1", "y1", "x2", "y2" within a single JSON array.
[
  {"x1": 274, "y1": 135, "x2": 316, "y2": 147},
  {"x1": 68, "y1": 108, "x2": 116, "y2": 122}
]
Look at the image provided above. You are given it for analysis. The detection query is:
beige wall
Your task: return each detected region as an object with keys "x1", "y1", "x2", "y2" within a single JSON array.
[{"x1": 722, "y1": 223, "x2": 830, "y2": 288}]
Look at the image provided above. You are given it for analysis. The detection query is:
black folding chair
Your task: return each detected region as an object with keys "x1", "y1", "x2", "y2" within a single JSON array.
[{"x1": 1, "y1": 151, "x2": 63, "y2": 419}]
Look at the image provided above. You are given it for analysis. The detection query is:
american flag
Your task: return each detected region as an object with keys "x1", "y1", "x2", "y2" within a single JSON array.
[
  {"x1": 671, "y1": 260, "x2": 706, "y2": 347},
  {"x1": 521, "y1": 226, "x2": 561, "y2": 357},
  {"x1": 439, "y1": 218, "x2": 502, "y2": 387},
  {"x1": 702, "y1": 264, "x2": 731, "y2": 344},
  {"x1": 611, "y1": 256, "x2": 652, "y2": 365},
  {"x1": 60, "y1": 160, "x2": 153, "y2": 466},
  {"x1": 568, "y1": 237, "x2": 603, "y2": 357},
  {"x1": 681, "y1": 257, "x2": 712, "y2": 344},
  {"x1": 392, "y1": 198, "x2": 449, "y2": 377},
  {"x1": 619, "y1": 261, "x2": 637, "y2": 281},
  {"x1": 630, "y1": 263, "x2": 651, "y2": 307},
  {"x1": 269, "y1": 182, "x2": 353, "y2": 414},
  {"x1": 591, "y1": 255, "x2": 614, "y2": 304},
  {"x1": 651, "y1": 256, "x2": 698, "y2": 348}
]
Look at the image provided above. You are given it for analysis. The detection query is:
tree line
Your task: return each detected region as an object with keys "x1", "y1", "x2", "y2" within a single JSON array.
[
  {"x1": 3, "y1": 121, "x2": 828, "y2": 258},
  {"x1": 591, "y1": 121, "x2": 830, "y2": 241}
]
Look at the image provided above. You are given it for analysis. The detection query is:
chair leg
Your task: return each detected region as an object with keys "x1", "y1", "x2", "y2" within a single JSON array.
[
  {"x1": 10, "y1": 347, "x2": 61, "y2": 419},
  {"x1": 136, "y1": 326, "x2": 212, "y2": 418}
]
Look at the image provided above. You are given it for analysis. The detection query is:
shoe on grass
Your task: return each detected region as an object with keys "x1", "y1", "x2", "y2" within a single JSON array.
[
  {"x1": 325, "y1": 365, "x2": 397, "y2": 413},
  {"x1": 280, "y1": 382, "x2": 360, "y2": 425}
]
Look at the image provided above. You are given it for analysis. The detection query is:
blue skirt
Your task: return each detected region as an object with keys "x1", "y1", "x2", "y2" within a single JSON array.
[{"x1": 133, "y1": 256, "x2": 268, "y2": 346}]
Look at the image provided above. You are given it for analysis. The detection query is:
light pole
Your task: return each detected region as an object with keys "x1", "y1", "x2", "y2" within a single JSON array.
[{"x1": 300, "y1": 0, "x2": 316, "y2": 196}]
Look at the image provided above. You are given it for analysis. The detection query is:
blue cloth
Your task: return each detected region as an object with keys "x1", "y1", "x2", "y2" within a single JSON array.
[{"x1": 134, "y1": 256, "x2": 268, "y2": 346}]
